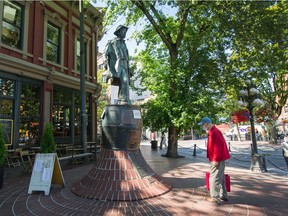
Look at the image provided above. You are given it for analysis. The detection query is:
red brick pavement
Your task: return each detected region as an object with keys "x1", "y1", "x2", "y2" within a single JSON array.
[
  {"x1": 0, "y1": 144, "x2": 287, "y2": 216},
  {"x1": 71, "y1": 148, "x2": 171, "y2": 201}
]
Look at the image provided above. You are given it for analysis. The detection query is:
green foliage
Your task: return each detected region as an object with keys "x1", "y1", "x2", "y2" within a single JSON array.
[
  {"x1": 40, "y1": 124, "x2": 56, "y2": 154},
  {"x1": 224, "y1": 1, "x2": 288, "y2": 119},
  {"x1": 102, "y1": 0, "x2": 287, "y2": 146},
  {"x1": 254, "y1": 104, "x2": 278, "y2": 125},
  {"x1": 0, "y1": 124, "x2": 6, "y2": 166},
  {"x1": 96, "y1": 68, "x2": 108, "y2": 123}
]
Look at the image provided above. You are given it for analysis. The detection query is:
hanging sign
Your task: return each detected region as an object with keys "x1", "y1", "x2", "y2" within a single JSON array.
[{"x1": 28, "y1": 153, "x2": 65, "y2": 195}]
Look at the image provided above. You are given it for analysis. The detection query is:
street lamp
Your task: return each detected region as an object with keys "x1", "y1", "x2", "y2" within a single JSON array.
[{"x1": 238, "y1": 79, "x2": 267, "y2": 173}]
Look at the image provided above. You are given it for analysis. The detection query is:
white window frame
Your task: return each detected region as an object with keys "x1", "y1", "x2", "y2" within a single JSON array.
[
  {"x1": 42, "y1": 8, "x2": 66, "y2": 67},
  {"x1": 73, "y1": 30, "x2": 91, "y2": 77},
  {"x1": 0, "y1": 0, "x2": 31, "y2": 58}
]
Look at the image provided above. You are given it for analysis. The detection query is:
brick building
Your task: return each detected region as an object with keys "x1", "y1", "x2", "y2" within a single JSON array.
[{"x1": 0, "y1": 0, "x2": 104, "y2": 149}]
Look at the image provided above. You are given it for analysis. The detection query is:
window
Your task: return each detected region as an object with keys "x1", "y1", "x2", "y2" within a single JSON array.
[
  {"x1": 76, "y1": 39, "x2": 87, "y2": 73},
  {"x1": 74, "y1": 93, "x2": 92, "y2": 138},
  {"x1": 1, "y1": 0, "x2": 23, "y2": 49},
  {"x1": 53, "y1": 90, "x2": 71, "y2": 137},
  {"x1": 53, "y1": 87, "x2": 92, "y2": 141},
  {"x1": 19, "y1": 83, "x2": 41, "y2": 146},
  {"x1": 47, "y1": 22, "x2": 61, "y2": 63},
  {"x1": 0, "y1": 99, "x2": 13, "y2": 118},
  {"x1": 0, "y1": 77, "x2": 15, "y2": 118},
  {"x1": 0, "y1": 77, "x2": 15, "y2": 97}
]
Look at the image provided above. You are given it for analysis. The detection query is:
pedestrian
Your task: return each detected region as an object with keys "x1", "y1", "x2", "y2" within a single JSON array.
[
  {"x1": 255, "y1": 129, "x2": 259, "y2": 140},
  {"x1": 159, "y1": 132, "x2": 167, "y2": 149},
  {"x1": 281, "y1": 135, "x2": 288, "y2": 168},
  {"x1": 261, "y1": 127, "x2": 267, "y2": 141},
  {"x1": 198, "y1": 117, "x2": 230, "y2": 205}
]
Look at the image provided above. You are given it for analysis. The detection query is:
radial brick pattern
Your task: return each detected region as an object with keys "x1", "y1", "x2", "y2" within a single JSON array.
[{"x1": 71, "y1": 149, "x2": 171, "y2": 201}]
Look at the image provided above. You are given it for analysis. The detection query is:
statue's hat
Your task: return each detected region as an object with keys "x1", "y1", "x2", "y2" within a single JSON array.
[{"x1": 114, "y1": 25, "x2": 128, "y2": 36}]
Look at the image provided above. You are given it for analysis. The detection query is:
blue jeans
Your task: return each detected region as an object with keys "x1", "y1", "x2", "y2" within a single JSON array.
[{"x1": 209, "y1": 161, "x2": 228, "y2": 198}]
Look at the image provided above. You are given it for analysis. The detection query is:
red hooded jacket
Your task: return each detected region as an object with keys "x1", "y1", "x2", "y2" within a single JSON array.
[{"x1": 207, "y1": 125, "x2": 230, "y2": 162}]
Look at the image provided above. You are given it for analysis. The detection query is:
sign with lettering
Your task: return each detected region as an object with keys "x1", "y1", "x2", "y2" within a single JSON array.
[{"x1": 28, "y1": 153, "x2": 65, "y2": 195}]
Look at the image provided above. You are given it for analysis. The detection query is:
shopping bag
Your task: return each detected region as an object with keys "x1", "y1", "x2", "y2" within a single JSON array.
[{"x1": 206, "y1": 172, "x2": 231, "y2": 192}]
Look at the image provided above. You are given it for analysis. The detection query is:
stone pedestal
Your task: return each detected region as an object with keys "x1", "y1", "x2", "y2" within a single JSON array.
[
  {"x1": 71, "y1": 105, "x2": 171, "y2": 201},
  {"x1": 250, "y1": 154, "x2": 267, "y2": 173}
]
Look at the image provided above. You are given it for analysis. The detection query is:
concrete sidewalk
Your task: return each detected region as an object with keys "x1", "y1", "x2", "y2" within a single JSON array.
[{"x1": 1, "y1": 140, "x2": 288, "y2": 215}]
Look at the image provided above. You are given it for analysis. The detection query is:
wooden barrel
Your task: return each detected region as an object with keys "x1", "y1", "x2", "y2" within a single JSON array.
[{"x1": 101, "y1": 104, "x2": 142, "y2": 150}]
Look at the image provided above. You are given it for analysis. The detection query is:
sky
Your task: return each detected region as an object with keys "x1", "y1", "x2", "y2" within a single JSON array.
[
  {"x1": 93, "y1": 1, "x2": 145, "y2": 55},
  {"x1": 93, "y1": 0, "x2": 177, "y2": 55},
  {"x1": 97, "y1": 17, "x2": 142, "y2": 55},
  {"x1": 93, "y1": 1, "x2": 149, "y2": 102}
]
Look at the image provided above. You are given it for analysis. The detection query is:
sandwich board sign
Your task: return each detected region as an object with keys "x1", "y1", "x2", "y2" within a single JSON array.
[{"x1": 28, "y1": 153, "x2": 65, "y2": 195}]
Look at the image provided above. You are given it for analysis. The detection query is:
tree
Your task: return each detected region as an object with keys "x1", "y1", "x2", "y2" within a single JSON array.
[
  {"x1": 102, "y1": 1, "x2": 231, "y2": 157},
  {"x1": 101, "y1": 0, "x2": 287, "y2": 156},
  {"x1": 224, "y1": 1, "x2": 288, "y2": 142},
  {"x1": 40, "y1": 124, "x2": 56, "y2": 153}
]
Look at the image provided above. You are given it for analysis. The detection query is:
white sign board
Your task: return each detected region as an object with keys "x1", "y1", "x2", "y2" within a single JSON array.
[
  {"x1": 28, "y1": 153, "x2": 65, "y2": 195},
  {"x1": 133, "y1": 110, "x2": 141, "y2": 119}
]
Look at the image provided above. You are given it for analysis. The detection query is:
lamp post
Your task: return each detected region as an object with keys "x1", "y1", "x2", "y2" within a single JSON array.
[{"x1": 238, "y1": 79, "x2": 267, "y2": 173}]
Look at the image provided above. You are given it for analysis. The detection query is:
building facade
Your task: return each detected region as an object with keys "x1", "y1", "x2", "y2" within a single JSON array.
[{"x1": 0, "y1": 0, "x2": 104, "y2": 149}]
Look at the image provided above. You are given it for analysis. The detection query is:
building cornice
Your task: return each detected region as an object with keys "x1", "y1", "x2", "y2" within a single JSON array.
[{"x1": 0, "y1": 53, "x2": 100, "y2": 93}]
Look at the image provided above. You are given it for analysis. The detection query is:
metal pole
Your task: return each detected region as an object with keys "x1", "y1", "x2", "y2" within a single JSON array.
[
  {"x1": 80, "y1": 1, "x2": 87, "y2": 152},
  {"x1": 248, "y1": 101, "x2": 258, "y2": 155},
  {"x1": 193, "y1": 144, "x2": 196, "y2": 156},
  {"x1": 262, "y1": 155, "x2": 267, "y2": 172},
  {"x1": 247, "y1": 82, "x2": 266, "y2": 172},
  {"x1": 246, "y1": 84, "x2": 258, "y2": 155}
]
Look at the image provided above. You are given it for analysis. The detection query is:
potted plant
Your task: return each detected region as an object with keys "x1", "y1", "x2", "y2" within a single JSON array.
[
  {"x1": 0, "y1": 123, "x2": 7, "y2": 189},
  {"x1": 40, "y1": 123, "x2": 56, "y2": 153}
]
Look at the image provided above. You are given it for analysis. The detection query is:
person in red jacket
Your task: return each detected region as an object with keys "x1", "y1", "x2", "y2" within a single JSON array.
[{"x1": 198, "y1": 117, "x2": 230, "y2": 205}]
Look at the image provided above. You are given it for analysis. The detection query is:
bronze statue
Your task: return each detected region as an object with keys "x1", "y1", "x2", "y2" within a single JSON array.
[{"x1": 104, "y1": 25, "x2": 132, "y2": 104}]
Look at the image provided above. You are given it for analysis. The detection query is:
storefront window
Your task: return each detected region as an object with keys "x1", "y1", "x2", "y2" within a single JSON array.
[
  {"x1": 1, "y1": 0, "x2": 23, "y2": 49},
  {"x1": 74, "y1": 93, "x2": 91, "y2": 138},
  {"x1": 53, "y1": 87, "x2": 91, "y2": 141},
  {"x1": 0, "y1": 77, "x2": 14, "y2": 145},
  {"x1": 74, "y1": 94, "x2": 81, "y2": 136},
  {"x1": 0, "y1": 99, "x2": 13, "y2": 117},
  {"x1": 0, "y1": 77, "x2": 15, "y2": 97},
  {"x1": 52, "y1": 105, "x2": 71, "y2": 136},
  {"x1": 19, "y1": 83, "x2": 41, "y2": 146},
  {"x1": 53, "y1": 89, "x2": 71, "y2": 137}
]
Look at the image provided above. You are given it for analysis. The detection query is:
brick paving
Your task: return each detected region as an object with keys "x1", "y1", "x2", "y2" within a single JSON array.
[
  {"x1": 71, "y1": 148, "x2": 171, "y2": 201},
  {"x1": 1, "y1": 140, "x2": 288, "y2": 215}
]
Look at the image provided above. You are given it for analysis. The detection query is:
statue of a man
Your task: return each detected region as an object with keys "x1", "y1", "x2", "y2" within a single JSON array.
[{"x1": 104, "y1": 25, "x2": 131, "y2": 104}]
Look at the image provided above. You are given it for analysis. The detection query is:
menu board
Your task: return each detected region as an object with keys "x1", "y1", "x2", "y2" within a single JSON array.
[{"x1": 28, "y1": 153, "x2": 65, "y2": 195}]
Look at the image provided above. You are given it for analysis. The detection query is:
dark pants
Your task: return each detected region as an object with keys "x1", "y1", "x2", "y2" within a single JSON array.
[{"x1": 284, "y1": 156, "x2": 288, "y2": 168}]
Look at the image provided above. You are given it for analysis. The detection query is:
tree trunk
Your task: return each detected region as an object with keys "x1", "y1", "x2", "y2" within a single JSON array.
[
  {"x1": 236, "y1": 124, "x2": 242, "y2": 141},
  {"x1": 163, "y1": 126, "x2": 183, "y2": 158},
  {"x1": 270, "y1": 126, "x2": 278, "y2": 144}
]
